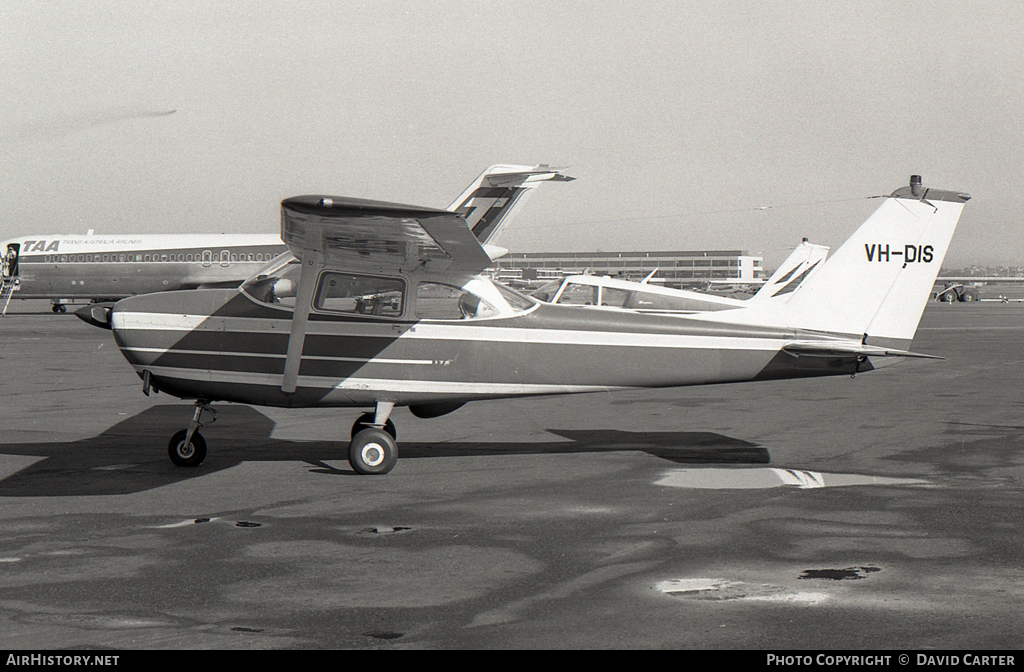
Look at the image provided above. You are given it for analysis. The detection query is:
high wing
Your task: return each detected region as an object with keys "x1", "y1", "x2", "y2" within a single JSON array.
[
  {"x1": 281, "y1": 195, "x2": 492, "y2": 274},
  {"x1": 278, "y1": 195, "x2": 494, "y2": 394}
]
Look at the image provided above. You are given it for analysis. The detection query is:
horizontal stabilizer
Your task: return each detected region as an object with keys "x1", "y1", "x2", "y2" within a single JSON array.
[{"x1": 782, "y1": 341, "x2": 943, "y2": 360}]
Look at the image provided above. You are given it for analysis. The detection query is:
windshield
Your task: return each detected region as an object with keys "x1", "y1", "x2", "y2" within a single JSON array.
[
  {"x1": 240, "y1": 252, "x2": 300, "y2": 306},
  {"x1": 492, "y1": 280, "x2": 537, "y2": 311},
  {"x1": 415, "y1": 277, "x2": 537, "y2": 320},
  {"x1": 529, "y1": 279, "x2": 562, "y2": 303}
]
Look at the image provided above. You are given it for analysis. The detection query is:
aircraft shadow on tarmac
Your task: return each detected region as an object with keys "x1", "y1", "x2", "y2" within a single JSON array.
[{"x1": 0, "y1": 405, "x2": 770, "y2": 497}]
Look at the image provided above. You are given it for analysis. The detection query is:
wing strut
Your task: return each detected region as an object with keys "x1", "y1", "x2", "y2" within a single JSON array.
[{"x1": 281, "y1": 248, "x2": 324, "y2": 394}]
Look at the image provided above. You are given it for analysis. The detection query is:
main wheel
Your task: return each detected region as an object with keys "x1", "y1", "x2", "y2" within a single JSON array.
[
  {"x1": 349, "y1": 428, "x2": 398, "y2": 475},
  {"x1": 351, "y1": 412, "x2": 397, "y2": 440},
  {"x1": 168, "y1": 429, "x2": 208, "y2": 467}
]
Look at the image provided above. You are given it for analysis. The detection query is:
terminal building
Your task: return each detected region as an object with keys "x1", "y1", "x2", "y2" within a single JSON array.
[{"x1": 492, "y1": 250, "x2": 764, "y2": 288}]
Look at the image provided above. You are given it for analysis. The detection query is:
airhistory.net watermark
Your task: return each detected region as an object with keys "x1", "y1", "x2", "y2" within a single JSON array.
[{"x1": 6, "y1": 655, "x2": 119, "y2": 666}]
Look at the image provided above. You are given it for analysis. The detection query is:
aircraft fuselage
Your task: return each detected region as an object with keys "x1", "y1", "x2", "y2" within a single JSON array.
[
  {"x1": 2, "y1": 234, "x2": 287, "y2": 302},
  {"x1": 110, "y1": 280, "x2": 869, "y2": 410}
]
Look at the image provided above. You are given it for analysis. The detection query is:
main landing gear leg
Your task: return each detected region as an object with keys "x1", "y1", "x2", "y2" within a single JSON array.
[
  {"x1": 348, "y1": 401, "x2": 398, "y2": 475},
  {"x1": 168, "y1": 400, "x2": 215, "y2": 467}
]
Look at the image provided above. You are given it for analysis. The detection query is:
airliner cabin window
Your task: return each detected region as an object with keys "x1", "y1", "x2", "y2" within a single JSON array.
[{"x1": 315, "y1": 272, "x2": 404, "y2": 317}]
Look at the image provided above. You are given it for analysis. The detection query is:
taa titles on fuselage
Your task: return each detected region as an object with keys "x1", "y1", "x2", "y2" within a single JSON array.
[{"x1": 102, "y1": 174, "x2": 969, "y2": 475}]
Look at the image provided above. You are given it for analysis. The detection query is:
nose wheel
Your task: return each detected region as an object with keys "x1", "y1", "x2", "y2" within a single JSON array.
[
  {"x1": 168, "y1": 401, "x2": 215, "y2": 467},
  {"x1": 168, "y1": 429, "x2": 208, "y2": 467}
]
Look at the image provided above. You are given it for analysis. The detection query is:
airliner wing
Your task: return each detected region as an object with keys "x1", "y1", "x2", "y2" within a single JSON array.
[{"x1": 281, "y1": 195, "x2": 492, "y2": 274}]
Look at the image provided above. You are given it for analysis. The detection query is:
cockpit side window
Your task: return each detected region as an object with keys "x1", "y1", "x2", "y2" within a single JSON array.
[{"x1": 315, "y1": 272, "x2": 405, "y2": 317}]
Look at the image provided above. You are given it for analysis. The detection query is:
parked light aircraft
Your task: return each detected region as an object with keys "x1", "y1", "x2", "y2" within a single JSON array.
[
  {"x1": 532, "y1": 239, "x2": 830, "y2": 312},
  {"x1": 1, "y1": 164, "x2": 572, "y2": 318},
  {"x1": 97, "y1": 174, "x2": 968, "y2": 475}
]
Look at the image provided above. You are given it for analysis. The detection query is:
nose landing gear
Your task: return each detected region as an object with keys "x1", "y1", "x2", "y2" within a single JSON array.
[{"x1": 168, "y1": 401, "x2": 215, "y2": 467}]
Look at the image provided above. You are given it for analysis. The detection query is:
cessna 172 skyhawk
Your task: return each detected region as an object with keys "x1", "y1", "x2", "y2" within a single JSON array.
[
  {"x1": 1, "y1": 164, "x2": 571, "y2": 317},
  {"x1": 101, "y1": 174, "x2": 968, "y2": 475}
]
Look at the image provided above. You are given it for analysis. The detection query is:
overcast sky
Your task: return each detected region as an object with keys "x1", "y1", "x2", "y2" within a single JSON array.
[{"x1": 2, "y1": 1, "x2": 1022, "y2": 268}]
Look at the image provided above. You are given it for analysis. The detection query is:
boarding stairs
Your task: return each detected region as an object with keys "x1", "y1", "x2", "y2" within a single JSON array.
[{"x1": 1, "y1": 277, "x2": 17, "y2": 316}]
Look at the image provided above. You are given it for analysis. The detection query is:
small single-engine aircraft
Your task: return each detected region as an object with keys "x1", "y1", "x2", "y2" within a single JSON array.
[
  {"x1": 531, "y1": 239, "x2": 830, "y2": 312},
  {"x1": 102, "y1": 174, "x2": 968, "y2": 474},
  {"x1": 3, "y1": 164, "x2": 570, "y2": 318}
]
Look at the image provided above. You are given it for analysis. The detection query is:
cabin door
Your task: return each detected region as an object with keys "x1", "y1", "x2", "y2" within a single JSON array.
[{"x1": 2, "y1": 244, "x2": 18, "y2": 278}]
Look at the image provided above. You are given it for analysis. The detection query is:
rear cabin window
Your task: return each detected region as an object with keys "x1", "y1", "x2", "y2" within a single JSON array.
[
  {"x1": 315, "y1": 272, "x2": 405, "y2": 317},
  {"x1": 600, "y1": 287, "x2": 632, "y2": 307}
]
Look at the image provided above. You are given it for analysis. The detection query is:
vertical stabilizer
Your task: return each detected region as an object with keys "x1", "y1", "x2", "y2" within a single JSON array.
[
  {"x1": 749, "y1": 240, "x2": 829, "y2": 302},
  {"x1": 781, "y1": 176, "x2": 970, "y2": 347},
  {"x1": 447, "y1": 164, "x2": 574, "y2": 245}
]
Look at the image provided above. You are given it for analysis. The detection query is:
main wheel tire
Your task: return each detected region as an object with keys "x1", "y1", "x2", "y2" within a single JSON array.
[
  {"x1": 168, "y1": 429, "x2": 207, "y2": 467},
  {"x1": 962, "y1": 290, "x2": 979, "y2": 302},
  {"x1": 349, "y1": 428, "x2": 398, "y2": 475},
  {"x1": 351, "y1": 412, "x2": 397, "y2": 440}
]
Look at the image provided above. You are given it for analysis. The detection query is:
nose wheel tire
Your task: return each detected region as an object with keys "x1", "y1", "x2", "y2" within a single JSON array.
[
  {"x1": 168, "y1": 429, "x2": 208, "y2": 467},
  {"x1": 349, "y1": 428, "x2": 398, "y2": 475}
]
